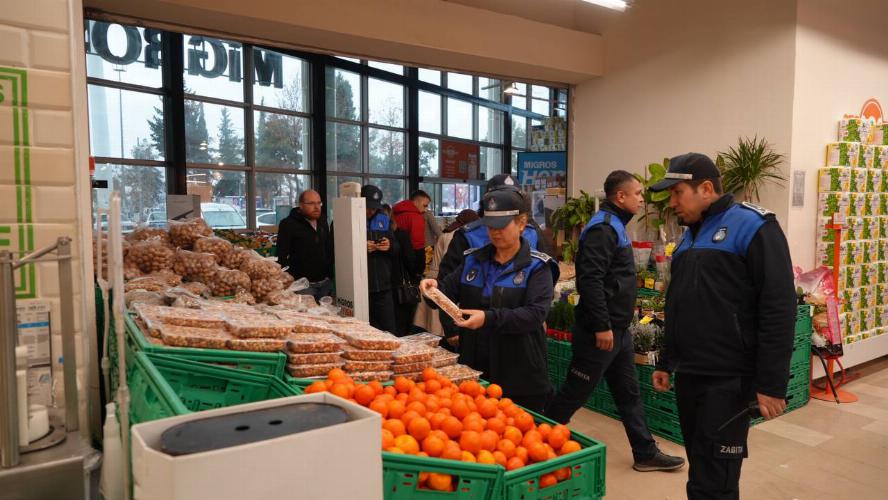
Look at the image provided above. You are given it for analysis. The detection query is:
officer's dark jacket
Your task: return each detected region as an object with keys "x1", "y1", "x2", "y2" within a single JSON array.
[
  {"x1": 574, "y1": 201, "x2": 637, "y2": 334},
  {"x1": 366, "y1": 211, "x2": 399, "y2": 293},
  {"x1": 435, "y1": 238, "x2": 559, "y2": 396},
  {"x1": 656, "y1": 195, "x2": 797, "y2": 398}
]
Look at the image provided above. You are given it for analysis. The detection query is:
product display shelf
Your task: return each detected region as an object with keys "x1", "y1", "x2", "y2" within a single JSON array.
[{"x1": 382, "y1": 408, "x2": 607, "y2": 500}]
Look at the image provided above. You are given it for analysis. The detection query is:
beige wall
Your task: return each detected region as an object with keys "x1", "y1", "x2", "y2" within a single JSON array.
[
  {"x1": 85, "y1": 0, "x2": 603, "y2": 85},
  {"x1": 570, "y1": 0, "x2": 798, "y2": 226}
]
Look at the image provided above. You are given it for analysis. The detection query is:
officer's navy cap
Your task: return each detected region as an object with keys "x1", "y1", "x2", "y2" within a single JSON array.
[
  {"x1": 361, "y1": 184, "x2": 384, "y2": 209},
  {"x1": 650, "y1": 153, "x2": 721, "y2": 192},
  {"x1": 486, "y1": 174, "x2": 518, "y2": 193},
  {"x1": 480, "y1": 189, "x2": 526, "y2": 229}
]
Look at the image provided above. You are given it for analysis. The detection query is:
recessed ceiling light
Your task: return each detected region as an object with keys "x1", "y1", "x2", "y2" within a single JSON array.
[{"x1": 580, "y1": 0, "x2": 628, "y2": 12}]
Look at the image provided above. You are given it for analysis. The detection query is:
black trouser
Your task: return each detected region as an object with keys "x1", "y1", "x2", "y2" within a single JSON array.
[
  {"x1": 369, "y1": 289, "x2": 397, "y2": 334},
  {"x1": 393, "y1": 301, "x2": 418, "y2": 337},
  {"x1": 512, "y1": 392, "x2": 552, "y2": 414},
  {"x1": 545, "y1": 328, "x2": 658, "y2": 461},
  {"x1": 675, "y1": 374, "x2": 754, "y2": 500}
]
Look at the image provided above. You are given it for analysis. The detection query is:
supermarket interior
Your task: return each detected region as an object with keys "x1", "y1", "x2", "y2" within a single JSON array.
[{"x1": 2, "y1": 0, "x2": 888, "y2": 498}]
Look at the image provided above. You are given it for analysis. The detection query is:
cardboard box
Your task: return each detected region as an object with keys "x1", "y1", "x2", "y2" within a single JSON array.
[
  {"x1": 818, "y1": 192, "x2": 850, "y2": 218},
  {"x1": 819, "y1": 167, "x2": 851, "y2": 192},
  {"x1": 131, "y1": 393, "x2": 383, "y2": 500},
  {"x1": 838, "y1": 118, "x2": 872, "y2": 143},
  {"x1": 851, "y1": 168, "x2": 868, "y2": 192},
  {"x1": 872, "y1": 122, "x2": 888, "y2": 145},
  {"x1": 826, "y1": 142, "x2": 861, "y2": 167},
  {"x1": 870, "y1": 169, "x2": 884, "y2": 193}
]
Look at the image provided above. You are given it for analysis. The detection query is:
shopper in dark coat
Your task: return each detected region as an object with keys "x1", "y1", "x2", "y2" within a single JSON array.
[
  {"x1": 650, "y1": 153, "x2": 797, "y2": 500},
  {"x1": 363, "y1": 185, "x2": 399, "y2": 334},
  {"x1": 276, "y1": 189, "x2": 334, "y2": 300}
]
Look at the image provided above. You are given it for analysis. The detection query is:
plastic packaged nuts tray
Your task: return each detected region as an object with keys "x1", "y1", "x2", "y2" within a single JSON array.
[
  {"x1": 349, "y1": 371, "x2": 394, "y2": 382},
  {"x1": 431, "y1": 348, "x2": 460, "y2": 368},
  {"x1": 152, "y1": 306, "x2": 228, "y2": 329},
  {"x1": 391, "y1": 343, "x2": 437, "y2": 364},
  {"x1": 287, "y1": 361, "x2": 344, "y2": 378},
  {"x1": 272, "y1": 311, "x2": 334, "y2": 333},
  {"x1": 343, "y1": 360, "x2": 393, "y2": 372},
  {"x1": 400, "y1": 332, "x2": 443, "y2": 347},
  {"x1": 288, "y1": 351, "x2": 343, "y2": 365},
  {"x1": 436, "y1": 364, "x2": 483, "y2": 383},
  {"x1": 159, "y1": 324, "x2": 232, "y2": 349},
  {"x1": 224, "y1": 315, "x2": 295, "y2": 339},
  {"x1": 423, "y1": 287, "x2": 463, "y2": 322},
  {"x1": 391, "y1": 359, "x2": 434, "y2": 375},
  {"x1": 286, "y1": 333, "x2": 346, "y2": 353},
  {"x1": 336, "y1": 329, "x2": 402, "y2": 351},
  {"x1": 339, "y1": 344, "x2": 395, "y2": 361},
  {"x1": 226, "y1": 337, "x2": 288, "y2": 352}
]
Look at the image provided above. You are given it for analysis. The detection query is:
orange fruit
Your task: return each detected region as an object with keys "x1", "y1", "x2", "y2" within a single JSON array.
[
  {"x1": 486, "y1": 417, "x2": 506, "y2": 435},
  {"x1": 400, "y1": 410, "x2": 422, "y2": 426},
  {"x1": 497, "y1": 438, "x2": 517, "y2": 458},
  {"x1": 537, "y1": 423, "x2": 552, "y2": 441},
  {"x1": 328, "y1": 368, "x2": 348, "y2": 381},
  {"x1": 323, "y1": 379, "x2": 335, "y2": 389},
  {"x1": 419, "y1": 470, "x2": 429, "y2": 486},
  {"x1": 503, "y1": 426, "x2": 523, "y2": 445},
  {"x1": 528, "y1": 442, "x2": 548, "y2": 463},
  {"x1": 555, "y1": 467, "x2": 572, "y2": 481},
  {"x1": 368, "y1": 380, "x2": 384, "y2": 395},
  {"x1": 394, "y1": 434, "x2": 420, "y2": 455},
  {"x1": 522, "y1": 430, "x2": 543, "y2": 448},
  {"x1": 369, "y1": 399, "x2": 389, "y2": 418},
  {"x1": 407, "y1": 401, "x2": 427, "y2": 414},
  {"x1": 552, "y1": 424, "x2": 571, "y2": 439},
  {"x1": 386, "y1": 446, "x2": 404, "y2": 454},
  {"x1": 547, "y1": 427, "x2": 568, "y2": 450},
  {"x1": 305, "y1": 381, "x2": 327, "y2": 394},
  {"x1": 515, "y1": 446, "x2": 529, "y2": 464},
  {"x1": 540, "y1": 473, "x2": 557, "y2": 488},
  {"x1": 480, "y1": 430, "x2": 499, "y2": 451},
  {"x1": 441, "y1": 416, "x2": 463, "y2": 439},
  {"x1": 463, "y1": 419, "x2": 485, "y2": 433},
  {"x1": 383, "y1": 386, "x2": 397, "y2": 396},
  {"x1": 394, "y1": 376, "x2": 414, "y2": 394},
  {"x1": 430, "y1": 430, "x2": 449, "y2": 442},
  {"x1": 498, "y1": 397, "x2": 514, "y2": 409},
  {"x1": 560, "y1": 440, "x2": 581, "y2": 455},
  {"x1": 451, "y1": 400, "x2": 470, "y2": 420},
  {"x1": 477, "y1": 449, "x2": 496, "y2": 464},
  {"x1": 383, "y1": 418, "x2": 406, "y2": 437},
  {"x1": 422, "y1": 367, "x2": 438, "y2": 381},
  {"x1": 408, "y1": 388, "x2": 428, "y2": 405},
  {"x1": 425, "y1": 379, "x2": 442, "y2": 393},
  {"x1": 486, "y1": 384, "x2": 503, "y2": 399},
  {"x1": 458, "y1": 381, "x2": 472, "y2": 395},
  {"x1": 514, "y1": 412, "x2": 534, "y2": 432},
  {"x1": 429, "y1": 412, "x2": 447, "y2": 431},
  {"x1": 441, "y1": 441, "x2": 462, "y2": 461},
  {"x1": 425, "y1": 396, "x2": 440, "y2": 413},
  {"x1": 427, "y1": 472, "x2": 452, "y2": 491},
  {"x1": 438, "y1": 376, "x2": 453, "y2": 388},
  {"x1": 329, "y1": 383, "x2": 351, "y2": 400},
  {"x1": 506, "y1": 456, "x2": 525, "y2": 471},
  {"x1": 382, "y1": 428, "x2": 395, "y2": 449},
  {"x1": 492, "y1": 450, "x2": 508, "y2": 467},
  {"x1": 461, "y1": 450, "x2": 477, "y2": 462},
  {"x1": 417, "y1": 382, "x2": 426, "y2": 392},
  {"x1": 478, "y1": 400, "x2": 498, "y2": 419},
  {"x1": 422, "y1": 435, "x2": 445, "y2": 457},
  {"x1": 408, "y1": 417, "x2": 432, "y2": 441},
  {"x1": 388, "y1": 400, "x2": 407, "y2": 420},
  {"x1": 354, "y1": 385, "x2": 376, "y2": 406},
  {"x1": 546, "y1": 446, "x2": 557, "y2": 460},
  {"x1": 459, "y1": 430, "x2": 482, "y2": 454}
]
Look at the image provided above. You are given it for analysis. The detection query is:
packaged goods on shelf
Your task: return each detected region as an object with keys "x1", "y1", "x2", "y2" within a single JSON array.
[
  {"x1": 159, "y1": 325, "x2": 232, "y2": 349},
  {"x1": 392, "y1": 360, "x2": 436, "y2": 374},
  {"x1": 126, "y1": 238, "x2": 175, "y2": 273},
  {"x1": 226, "y1": 337, "x2": 289, "y2": 352},
  {"x1": 192, "y1": 236, "x2": 234, "y2": 263},
  {"x1": 430, "y1": 348, "x2": 459, "y2": 368},
  {"x1": 334, "y1": 328, "x2": 402, "y2": 351},
  {"x1": 168, "y1": 218, "x2": 213, "y2": 249},
  {"x1": 343, "y1": 360, "x2": 393, "y2": 373},
  {"x1": 391, "y1": 343, "x2": 437, "y2": 364},
  {"x1": 849, "y1": 192, "x2": 867, "y2": 217},
  {"x1": 287, "y1": 361, "x2": 345, "y2": 378},
  {"x1": 224, "y1": 314, "x2": 294, "y2": 339},
  {"x1": 349, "y1": 371, "x2": 393, "y2": 382},
  {"x1": 399, "y1": 332, "x2": 443, "y2": 347},
  {"x1": 859, "y1": 145, "x2": 888, "y2": 168},
  {"x1": 851, "y1": 168, "x2": 868, "y2": 192},
  {"x1": 819, "y1": 167, "x2": 851, "y2": 192},
  {"x1": 872, "y1": 122, "x2": 888, "y2": 145},
  {"x1": 870, "y1": 169, "x2": 884, "y2": 192},
  {"x1": 818, "y1": 192, "x2": 851, "y2": 217},
  {"x1": 839, "y1": 117, "x2": 872, "y2": 143},
  {"x1": 287, "y1": 352, "x2": 343, "y2": 365},
  {"x1": 826, "y1": 142, "x2": 861, "y2": 167},
  {"x1": 286, "y1": 333, "x2": 346, "y2": 353},
  {"x1": 435, "y1": 364, "x2": 483, "y2": 383},
  {"x1": 340, "y1": 345, "x2": 395, "y2": 361}
]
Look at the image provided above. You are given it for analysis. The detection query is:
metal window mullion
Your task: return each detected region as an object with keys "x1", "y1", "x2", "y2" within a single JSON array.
[
  {"x1": 503, "y1": 106, "x2": 512, "y2": 177},
  {"x1": 183, "y1": 94, "x2": 246, "y2": 109},
  {"x1": 406, "y1": 66, "x2": 419, "y2": 195},
  {"x1": 165, "y1": 31, "x2": 187, "y2": 194},
  {"x1": 252, "y1": 104, "x2": 312, "y2": 119},
  {"x1": 244, "y1": 43, "x2": 256, "y2": 230},
  {"x1": 85, "y1": 77, "x2": 165, "y2": 96},
  {"x1": 93, "y1": 157, "x2": 166, "y2": 167},
  {"x1": 311, "y1": 54, "x2": 326, "y2": 196},
  {"x1": 185, "y1": 162, "x2": 250, "y2": 172},
  {"x1": 361, "y1": 74, "x2": 369, "y2": 175}
]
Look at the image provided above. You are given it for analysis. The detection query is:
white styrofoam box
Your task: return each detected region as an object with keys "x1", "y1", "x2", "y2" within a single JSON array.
[
  {"x1": 0, "y1": 24, "x2": 27, "y2": 67},
  {"x1": 132, "y1": 393, "x2": 383, "y2": 500},
  {"x1": 1, "y1": 146, "x2": 76, "y2": 186},
  {"x1": 30, "y1": 109, "x2": 73, "y2": 147},
  {"x1": 1, "y1": 0, "x2": 71, "y2": 33},
  {"x1": 27, "y1": 69, "x2": 72, "y2": 110},
  {"x1": 32, "y1": 185, "x2": 77, "y2": 223},
  {"x1": 29, "y1": 31, "x2": 70, "y2": 71}
]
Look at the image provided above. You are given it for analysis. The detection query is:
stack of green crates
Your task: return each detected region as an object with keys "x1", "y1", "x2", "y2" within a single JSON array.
[{"x1": 547, "y1": 305, "x2": 814, "y2": 444}]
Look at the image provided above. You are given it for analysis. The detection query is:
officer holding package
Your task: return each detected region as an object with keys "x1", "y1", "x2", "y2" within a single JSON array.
[{"x1": 649, "y1": 153, "x2": 796, "y2": 500}]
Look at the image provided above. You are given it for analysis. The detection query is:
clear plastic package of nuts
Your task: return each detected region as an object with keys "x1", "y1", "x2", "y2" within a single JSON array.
[
  {"x1": 431, "y1": 348, "x2": 459, "y2": 368},
  {"x1": 220, "y1": 247, "x2": 251, "y2": 269},
  {"x1": 224, "y1": 314, "x2": 294, "y2": 339},
  {"x1": 251, "y1": 277, "x2": 284, "y2": 302},
  {"x1": 152, "y1": 306, "x2": 228, "y2": 329},
  {"x1": 349, "y1": 371, "x2": 394, "y2": 382},
  {"x1": 127, "y1": 227, "x2": 171, "y2": 245},
  {"x1": 400, "y1": 332, "x2": 443, "y2": 347},
  {"x1": 173, "y1": 249, "x2": 217, "y2": 282},
  {"x1": 124, "y1": 276, "x2": 170, "y2": 293},
  {"x1": 159, "y1": 324, "x2": 231, "y2": 349},
  {"x1": 146, "y1": 269, "x2": 183, "y2": 287},
  {"x1": 272, "y1": 311, "x2": 334, "y2": 333},
  {"x1": 177, "y1": 281, "x2": 211, "y2": 298},
  {"x1": 126, "y1": 238, "x2": 175, "y2": 273},
  {"x1": 168, "y1": 218, "x2": 212, "y2": 249},
  {"x1": 423, "y1": 287, "x2": 463, "y2": 322},
  {"x1": 436, "y1": 364, "x2": 483, "y2": 383},
  {"x1": 192, "y1": 236, "x2": 234, "y2": 263},
  {"x1": 287, "y1": 361, "x2": 344, "y2": 378},
  {"x1": 391, "y1": 359, "x2": 433, "y2": 374},
  {"x1": 132, "y1": 303, "x2": 170, "y2": 337},
  {"x1": 277, "y1": 271, "x2": 295, "y2": 288},
  {"x1": 286, "y1": 333, "x2": 345, "y2": 353},
  {"x1": 343, "y1": 360, "x2": 393, "y2": 372},
  {"x1": 336, "y1": 329, "x2": 402, "y2": 351},
  {"x1": 287, "y1": 351, "x2": 343, "y2": 365},
  {"x1": 208, "y1": 268, "x2": 251, "y2": 297},
  {"x1": 391, "y1": 342, "x2": 438, "y2": 364},
  {"x1": 124, "y1": 290, "x2": 165, "y2": 307},
  {"x1": 240, "y1": 258, "x2": 282, "y2": 280},
  {"x1": 339, "y1": 345, "x2": 395, "y2": 361},
  {"x1": 226, "y1": 337, "x2": 288, "y2": 352}
]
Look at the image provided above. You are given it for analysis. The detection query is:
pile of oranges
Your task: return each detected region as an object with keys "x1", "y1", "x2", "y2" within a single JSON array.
[{"x1": 305, "y1": 367, "x2": 581, "y2": 491}]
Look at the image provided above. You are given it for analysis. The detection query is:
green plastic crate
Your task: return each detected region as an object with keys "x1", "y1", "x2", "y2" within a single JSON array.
[
  {"x1": 128, "y1": 352, "x2": 301, "y2": 425},
  {"x1": 383, "y1": 453, "x2": 502, "y2": 499},
  {"x1": 120, "y1": 312, "x2": 288, "y2": 377},
  {"x1": 644, "y1": 407, "x2": 684, "y2": 445},
  {"x1": 546, "y1": 338, "x2": 572, "y2": 389}
]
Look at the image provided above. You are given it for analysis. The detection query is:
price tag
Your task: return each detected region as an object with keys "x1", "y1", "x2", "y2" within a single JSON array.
[
  {"x1": 639, "y1": 315, "x2": 654, "y2": 325},
  {"x1": 644, "y1": 278, "x2": 655, "y2": 289}
]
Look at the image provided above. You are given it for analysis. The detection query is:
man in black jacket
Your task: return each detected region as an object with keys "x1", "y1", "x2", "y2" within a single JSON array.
[
  {"x1": 363, "y1": 185, "x2": 399, "y2": 334},
  {"x1": 650, "y1": 153, "x2": 796, "y2": 499},
  {"x1": 546, "y1": 171, "x2": 684, "y2": 472},
  {"x1": 276, "y1": 189, "x2": 334, "y2": 300}
]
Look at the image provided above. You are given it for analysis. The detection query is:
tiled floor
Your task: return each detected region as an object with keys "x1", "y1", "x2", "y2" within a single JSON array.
[{"x1": 567, "y1": 359, "x2": 888, "y2": 499}]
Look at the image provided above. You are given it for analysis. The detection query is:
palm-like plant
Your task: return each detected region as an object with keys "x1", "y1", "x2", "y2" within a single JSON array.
[{"x1": 716, "y1": 136, "x2": 786, "y2": 203}]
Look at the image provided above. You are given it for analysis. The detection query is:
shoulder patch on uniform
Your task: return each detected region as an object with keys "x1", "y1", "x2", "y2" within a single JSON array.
[
  {"x1": 530, "y1": 250, "x2": 552, "y2": 262},
  {"x1": 461, "y1": 220, "x2": 483, "y2": 231},
  {"x1": 739, "y1": 201, "x2": 773, "y2": 218}
]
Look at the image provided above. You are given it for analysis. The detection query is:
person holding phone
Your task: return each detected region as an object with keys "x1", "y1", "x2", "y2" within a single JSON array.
[
  {"x1": 419, "y1": 188, "x2": 557, "y2": 413},
  {"x1": 362, "y1": 185, "x2": 399, "y2": 333}
]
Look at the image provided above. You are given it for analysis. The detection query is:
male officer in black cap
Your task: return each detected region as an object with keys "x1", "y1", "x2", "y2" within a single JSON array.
[
  {"x1": 649, "y1": 153, "x2": 796, "y2": 499},
  {"x1": 546, "y1": 170, "x2": 685, "y2": 473},
  {"x1": 361, "y1": 184, "x2": 399, "y2": 333}
]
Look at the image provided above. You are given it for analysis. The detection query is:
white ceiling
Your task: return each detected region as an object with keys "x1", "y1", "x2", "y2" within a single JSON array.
[{"x1": 443, "y1": 0, "x2": 626, "y2": 34}]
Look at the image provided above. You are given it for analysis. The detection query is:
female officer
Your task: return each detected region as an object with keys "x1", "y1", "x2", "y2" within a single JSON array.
[{"x1": 420, "y1": 188, "x2": 558, "y2": 412}]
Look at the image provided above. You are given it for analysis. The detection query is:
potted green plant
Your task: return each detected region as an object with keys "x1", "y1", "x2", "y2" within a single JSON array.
[
  {"x1": 551, "y1": 190, "x2": 598, "y2": 263},
  {"x1": 630, "y1": 321, "x2": 663, "y2": 365},
  {"x1": 716, "y1": 136, "x2": 787, "y2": 203}
]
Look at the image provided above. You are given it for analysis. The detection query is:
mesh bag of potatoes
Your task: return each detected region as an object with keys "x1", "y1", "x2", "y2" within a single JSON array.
[
  {"x1": 207, "y1": 267, "x2": 251, "y2": 297},
  {"x1": 251, "y1": 277, "x2": 284, "y2": 302},
  {"x1": 126, "y1": 227, "x2": 171, "y2": 246},
  {"x1": 220, "y1": 247, "x2": 251, "y2": 269},
  {"x1": 240, "y1": 258, "x2": 282, "y2": 280},
  {"x1": 168, "y1": 218, "x2": 212, "y2": 249},
  {"x1": 193, "y1": 236, "x2": 234, "y2": 264},
  {"x1": 125, "y1": 238, "x2": 174, "y2": 273},
  {"x1": 173, "y1": 249, "x2": 217, "y2": 282}
]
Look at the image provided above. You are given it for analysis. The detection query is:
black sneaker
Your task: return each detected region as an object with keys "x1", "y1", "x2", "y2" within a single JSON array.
[{"x1": 633, "y1": 451, "x2": 686, "y2": 472}]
